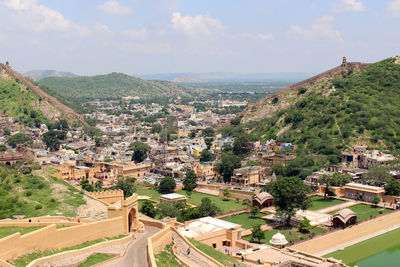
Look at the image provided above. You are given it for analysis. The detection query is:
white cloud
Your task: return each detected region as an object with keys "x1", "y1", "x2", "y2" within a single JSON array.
[
  {"x1": 94, "y1": 23, "x2": 113, "y2": 36},
  {"x1": 2, "y1": 0, "x2": 90, "y2": 35},
  {"x1": 97, "y1": 0, "x2": 132, "y2": 15},
  {"x1": 116, "y1": 42, "x2": 171, "y2": 54},
  {"x1": 332, "y1": 0, "x2": 365, "y2": 12},
  {"x1": 388, "y1": 0, "x2": 400, "y2": 17},
  {"x1": 288, "y1": 16, "x2": 344, "y2": 43},
  {"x1": 121, "y1": 28, "x2": 148, "y2": 40},
  {"x1": 171, "y1": 12, "x2": 227, "y2": 37},
  {"x1": 241, "y1": 33, "x2": 274, "y2": 41}
]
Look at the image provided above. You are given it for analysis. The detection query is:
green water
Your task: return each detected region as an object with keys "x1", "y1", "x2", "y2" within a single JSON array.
[{"x1": 355, "y1": 249, "x2": 400, "y2": 267}]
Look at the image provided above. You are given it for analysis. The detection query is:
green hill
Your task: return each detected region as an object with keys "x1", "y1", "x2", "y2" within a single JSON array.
[
  {"x1": 0, "y1": 66, "x2": 83, "y2": 126},
  {"x1": 220, "y1": 57, "x2": 400, "y2": 177},
  {"x1": 38, "y1": 72, "x2": 197, "y2": 102}
]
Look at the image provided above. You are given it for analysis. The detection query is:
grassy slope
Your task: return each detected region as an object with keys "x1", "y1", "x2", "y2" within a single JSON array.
[
  {"x1": 0, "y1": 69, "x2": 48, "y2": 126},
  {"x1": 188, "y1": 239, "x2": 242, "y2": 266},
  {"x1": 78, "y1": 253, "x2": 116, "y2": 267},
  {"x1": 0, "y1": 164, "x2": 85, "y2": 219},
  {"x1": 39, "y1": 73, "x2": 196, "y2": 102},
  {"x1": 324, "y1": 227, "x2": 400, "y2": 265},
  {"x1": 155, "y1": 243, "x2": 182, "y2": 267},
  {"x1": 0, "y1": 227, "x2": 43, "y2": 239}
]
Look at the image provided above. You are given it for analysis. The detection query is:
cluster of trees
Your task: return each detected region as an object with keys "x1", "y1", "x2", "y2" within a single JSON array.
[
  {"x1": 6, "y1": 133, "x2": 33, "y2": 148},
  {"x1": 140, "y1": 197, "x2": 221, "y2": 222},
  {"x1": 80, "y1": 177, "x2": 136, "y2": 198},
  {"x1": 129, "y1": 141, "x2": 149, "y2": 163}
]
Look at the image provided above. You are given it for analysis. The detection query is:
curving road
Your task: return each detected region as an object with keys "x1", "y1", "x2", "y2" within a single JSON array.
[{"x1": 103, "y1": 226, "x2": 159, "y2": 267}]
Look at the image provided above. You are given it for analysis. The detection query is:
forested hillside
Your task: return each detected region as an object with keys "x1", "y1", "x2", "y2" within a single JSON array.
[
  {"x1": 220, "y1": 57, "x2": 400, "y2": 178},
  {"x1": 39, "y1": 72, "x2": 197, "y2": 102}
]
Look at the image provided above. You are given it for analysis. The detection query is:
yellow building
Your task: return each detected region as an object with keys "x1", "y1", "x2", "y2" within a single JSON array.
[
  {"x1": 192, "y1": 147, "x2": 205, "y2": 157},
  {"x1": 194, "y1": 162, "x2": 218, "y2": 180},
  {"x1": 105, "y1": 161, "x2": 151, "y2": 179},
  {"x1": 54, "y1": 161, "x2": 100, "y2": 181}
]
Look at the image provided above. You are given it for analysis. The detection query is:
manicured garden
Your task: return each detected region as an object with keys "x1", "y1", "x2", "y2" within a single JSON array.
[
  {"x1": 324, "y1": 227, "x2": 400, "y2": 266},
  {"x1": 136, "y1": 188, "x2": 161, "y2": 201},
  {"x1": 220, "y1": 212, "x2": 268, "y2": 229},
  {"x1": 78, "y1": 253, "x2": 116, "y2": 267},
  {"x1": 176, "y1": 190, "x2": 247, "y2": 213},
  {"x1": 155, "y1": 243, "x2": 182, "y2": 267},
  {"x1": 308, "y1": 195, "x2": 346, "y2": 211},
  {"x1": 243, "y1": 225, "x2": 328, "y2": 244},
  {"x1": 0, "y1": 226, "x2": 43, "y2": 239},
  {"x1": 189, "y1": 238, "x2": 242, "y2": 266},
  {"x1": 329, "y1": 204, "x2": 391, "y2": 222}
]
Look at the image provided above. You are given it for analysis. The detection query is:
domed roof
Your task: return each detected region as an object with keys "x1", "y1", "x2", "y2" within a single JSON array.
[
  {"x1": 270, "y1": 232, "x2": 288, "y2": 246},
  {"x1": 333, "y1": 208, "x2": 357, "y2": 224},
  {"x1": 254, "y1": 192, "x2": 273, "y2": 204}
]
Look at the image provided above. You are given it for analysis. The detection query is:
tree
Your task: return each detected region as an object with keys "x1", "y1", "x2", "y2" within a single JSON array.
[
  {"x1": 129, "y1": 141, "x2": 149, "y2": 163},
  {"x1": 385, "y1": 178, "x2": 400, "y2": 196},
  {"x1": 183, "y1": 170, "x2": 197, "y2": 192},
  {"x1": 320, "y1": 173, "x2": 351, "y2": 199},
  {"x1": 200, "y1": 149, "x2": 214, "y2": 162},
  {"x1": 362, "y1": 165, "x2": 391, "y2": 186},
  {"x1": 298, "y1": 217, "x2": 312, "y2": 233},
  {"x1": 215, "y1": 152, "x2": 241, "y2": 183},
  {"x1": 223, "y1": 188, "x2": 231, "y2": 199},
  {"x1": 151, "y1": 123, "x2": 162, "y2": 134},
  {"x1": 141, "y1": 200, "x2": 156, "y2": 218},
  {"x1": 372, "y1": 197, "x2": 381, "y2": 207},
  {"x1": 243, "y1": 198, "x2": 251, "y2": 206},
  {"x1": 250, "y1": 206, "x2": 260, "y2": 218},
  {"x1": 205, "y1": 137, "x2": 213, "y2": 150},
  {"x1": 0, "y1": 145, "x2": 6, "y2": 152},
  {"x1": 116, "y1": 177, "x2": 136, "y2": 198},
  {"x1": 42, "y1": 130, "x2": 61, "y2": 152},
  {"x1": 158, "y1": 176, "x2": 176, "y2": 193},
  {"x1": 233, "y1": 134, "x2": 250, "y2": 155},
  {"x1": 3, "y1": 129, "x2": 10, "y2": 135},
  {"x1": 80, "y1": 179, "x2": 94, "y2": 192},
  {"x1": 6, "y1": 133, "x2": 32, "y2": 148},
  {"x1": 230, "y1": 116, "x2": 241, "y2": 126},
  {"x1": 94, "y1": 180, "x2": 103, "y2": 190},
  {"x1": 198, "y1": 197, "x2": 221, "y2": 217},
  {"x1": 157, "y1": 201, "x2": 179, "y2": 218},
  {"x1": 202, "y1": 127, "x2": 215, "y2": 137},
  {"x1": 189, "y1": 130, "x2": 197, "y2": 138},
  {"x1": 271, "y1": 177, "x2": 311, "y2": 225},
  {"x1": 251, "y1": 224, "x2": 264, "y2": 243}
]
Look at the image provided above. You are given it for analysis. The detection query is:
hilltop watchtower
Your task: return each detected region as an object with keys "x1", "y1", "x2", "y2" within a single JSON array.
[{"x1": 341, "y1": 56, "x2": 347, "y2": 67}]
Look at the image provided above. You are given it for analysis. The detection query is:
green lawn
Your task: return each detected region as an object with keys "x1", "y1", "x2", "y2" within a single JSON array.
[
  {"x1": 324, "y1": 227, "x2": 400, "y2": 266},
  {"x1": 78, "y1": 253, "x2": 116, "y2": 267},
  {"x1": 155, "y1": 243, "x2": 182, "y2": 267},
  {"x1": 243, "y1": 225, "x2": 328, "y2": 244},
  {"x1": 12, "y1": 235, "x2": 127, "y2": 267},
  {"x1": 308, "y1": 196, "x2": 346, "y2": 211},
  {"x1": 188, "y1": 239, "x2": 242, "y2": 266},
  {"x1": 0, "y1": 227, "x2": 43, "y2": 239},
  {"x1": 329, "y1": 204, "x2": 391, "y2": 222},
  {"x1": 176, "y1": 190, "x2": 247, "y2": 213},
  {"x1": 136, "y1": 188, "x2": 161, "y2": 201},
  {"x1": 219, "y1": 212, "x2": 268, "y2": 229}
]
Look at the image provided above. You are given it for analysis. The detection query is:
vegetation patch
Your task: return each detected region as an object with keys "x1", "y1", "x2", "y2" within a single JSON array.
[
  {"x1": 78, "y1": 253, "x2": 116, "y2": 267},
  {"x1": 324, "y1": 227, "x2": 400, "y2": 266},
  {"x1": 188, "y1": 238, "x2": 242, "y2": 266},
  {"x1": 308, "y1": 196, "x2": 346, "y2": 211},
  {"x1": 155, "y1": 243, "x2": 182, "y2": 267},
  {"x1": 0, "y1": 226, "x2": 43, "y2": 239},
  {"x1": 219, "y1": 212, "x2": 268, "y2": 229}
]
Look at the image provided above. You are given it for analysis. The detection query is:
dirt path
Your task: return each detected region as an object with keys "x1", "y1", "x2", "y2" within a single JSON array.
[
  {"x1": 172, "y1": 232, "x2": 220, "y2": 267},
  {"x1": 316, "y1": 200, "x2": 357, "y2": 214},
  {"x1": 291, "y1": 210, "x2": 400, "y2": 255},
  {"x1": 77, "y1": 195, "x2": 108, "y2": 221}
]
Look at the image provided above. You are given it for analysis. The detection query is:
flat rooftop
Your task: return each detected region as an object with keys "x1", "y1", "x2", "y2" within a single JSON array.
[
  {"x1": 178, "y1": 216, "x2": 240, "y2": 238},
  {"x1": 344, "y1": 182, "x2": 385, "y2": 193},
  {"x1": 160, "y1": 193, "x2": 187, "y2": 200}
]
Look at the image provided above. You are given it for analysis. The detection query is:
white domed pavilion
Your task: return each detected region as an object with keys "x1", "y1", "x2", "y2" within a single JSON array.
[{"x1": 269, "y1": 232, "x2": 288, "y2": 248}]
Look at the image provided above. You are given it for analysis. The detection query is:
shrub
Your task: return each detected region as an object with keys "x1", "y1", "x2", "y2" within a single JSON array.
[{"x1": 35, "y1": 204, "x2": 43, "y2": 210}]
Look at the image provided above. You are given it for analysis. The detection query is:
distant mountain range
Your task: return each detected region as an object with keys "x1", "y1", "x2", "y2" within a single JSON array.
[
  {"x1": 38, "y1": 72, "x2": 198, "y2": 102},
  {"x1": 24, "y1": 70, "x2": 78, "y2": 81},
  {"x1": 139, "y1": 72, "x2": 313, "y2": 82}
]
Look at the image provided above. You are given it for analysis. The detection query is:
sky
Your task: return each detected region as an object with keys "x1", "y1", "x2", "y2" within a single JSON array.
[{"x1": 0, "y1": 0, "x2": 399, "y2": 76}]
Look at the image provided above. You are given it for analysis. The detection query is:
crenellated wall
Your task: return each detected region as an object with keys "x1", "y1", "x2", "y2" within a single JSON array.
[{"x1": 86, "y1": 189, "x2": 124, "y2": 205}]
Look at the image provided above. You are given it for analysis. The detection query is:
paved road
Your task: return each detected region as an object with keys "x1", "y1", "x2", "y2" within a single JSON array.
[
  {"x1": 103, "y1": 226, "x2": 159, "y2": 267},
  {"x1": 172, "y1": 232, "x2": 220, "y2": 267}
]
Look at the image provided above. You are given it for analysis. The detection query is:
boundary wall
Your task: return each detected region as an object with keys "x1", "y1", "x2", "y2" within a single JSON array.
[
  {"x1": 0, "y1": 216, "x2": 93, "y2": 228},
  {"x1": 0, "y1": 217, "x2": 124, "y2": 260},
  {"x1": 26, "y1": 235, "x2": 133, "y2": 267}
]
